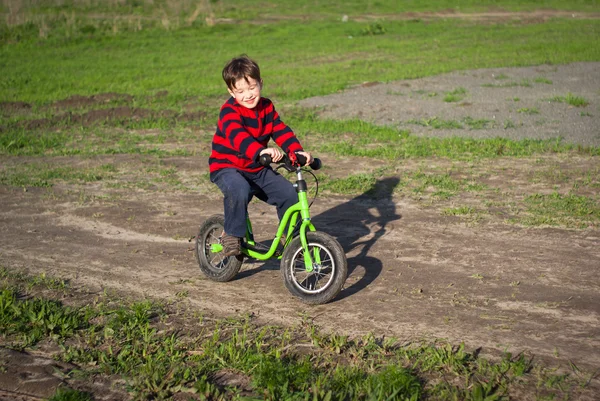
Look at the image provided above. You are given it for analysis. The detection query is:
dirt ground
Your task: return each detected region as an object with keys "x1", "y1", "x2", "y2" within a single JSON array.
[{"x1": 1, "y1": 62, "x2": 599, "y2": 399}]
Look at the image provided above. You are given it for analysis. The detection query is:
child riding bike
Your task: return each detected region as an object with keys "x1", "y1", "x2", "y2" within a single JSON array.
[{"x1": 209, "y1": 55, "x2": 313, "y2": 257}]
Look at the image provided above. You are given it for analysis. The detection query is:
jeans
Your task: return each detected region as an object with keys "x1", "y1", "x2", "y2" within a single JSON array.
[{"x1": 210, "y1": 167, "x2": 298, "y2": 238}]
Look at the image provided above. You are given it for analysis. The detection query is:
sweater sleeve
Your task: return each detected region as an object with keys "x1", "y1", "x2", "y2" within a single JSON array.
[{"x1": 267, "y1": 102, "x2": 303, "y2": 154}]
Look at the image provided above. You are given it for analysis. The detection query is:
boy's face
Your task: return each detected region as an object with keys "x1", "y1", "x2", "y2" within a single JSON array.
[{"x1": 228, "y1": 77, "x2": 262, "y2": 109}]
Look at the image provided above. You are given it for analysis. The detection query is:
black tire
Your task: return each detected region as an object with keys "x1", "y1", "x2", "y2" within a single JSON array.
[
  {"x1": 195, "y1": 214, "x2": 243, "y2": 282},
  {"x1": 280, "y1": 231, "x2": 347, "y2": 305}
]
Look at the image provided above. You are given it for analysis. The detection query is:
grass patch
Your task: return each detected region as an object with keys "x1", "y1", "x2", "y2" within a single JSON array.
[
  {"x1": 292, "y1": 115, "x2": 599, "y2": 159},
  {"x1": 0, "y1": 162, "x2": 115, "y2": 187},
  {"x1": 547, "y1": 93, "x2": 590, "y2": 107},
  {"x1": 0, "y1": 267, "x2": 591, "y2": 400},
  {"x1": 406, "y1": 116, "x2": 493, "y2": 130},
  {"x1": 521, "y1": 192, "x2": 600, "y2": 228},
  {"x1": 517, "y1": 107, "x2": 540, "y2": 114},
  {"x1": 443, "y1": 206, "x2": 476, "y2": 215},
  {"x1": 407, "y1": 117, "x2": 463, "y2": 129},
  {"x1": 320, "y1": 172, "x2": 378, "y2": 195},
  {"x1": 443, "y1": 87, "x2": 467, "y2": 103},
  {"x1": 534, "y1": 77, "x2": 553, "y2": 84},
  {"x1": 2, "y1": 15, "x2": 600, "y2": 104},
  {"x1": 482, "y1": 79, "x2": 534, "y2": 88}
]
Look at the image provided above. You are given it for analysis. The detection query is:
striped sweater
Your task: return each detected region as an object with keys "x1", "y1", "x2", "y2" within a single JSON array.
[{"x1": 209, "y1": 97, "x2": 303, "y2": 173}]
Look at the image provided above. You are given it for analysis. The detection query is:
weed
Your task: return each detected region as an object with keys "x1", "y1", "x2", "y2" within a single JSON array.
[
  {"x1": 463, "y1": 117, "x2": 493, "y2": 129},
  {"x1": 444, "y1": 87, "x2": 467, "y2": 103},
  {"x1": 0, "y1": 267, "x2": 588, "y2": 400},
  {"x1": 48, "y1": 388, "x2": 93, "y2": 401},
  {"x1": 321, "y1": 172, "x2": 377, "y2": 195},
  {"x1": 0, "y1": 163, "x2": 112, "y2": 188},
  {"x1": 482, "y1": 79, "x2": 532, "y2": 88},
  {"x1": 548, "y1": 93, "x2": 589, "y2": 107},
  {"x1": 360, "y1": 22, "x2": 386, "y2": 36},
  {"x1": 522, "y1": 192, "x2": 600, "y2": 228},
  {"x1": 517, "y1": 107, "x2": 540, "y2": 115},
  {"x1": 407, "y1": 117, "x2": 463, "y2": 129},
  {"x1": 443, "y1": 206, "x2": 475, "y2": 216}
]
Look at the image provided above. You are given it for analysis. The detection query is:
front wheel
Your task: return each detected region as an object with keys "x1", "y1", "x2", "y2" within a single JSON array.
[
  {"x1": 280, "y1": 231, "x2": 347, "y2": 305},
  {"x1": 195, "y1": 214, "x2": 243, "y2": 282}
]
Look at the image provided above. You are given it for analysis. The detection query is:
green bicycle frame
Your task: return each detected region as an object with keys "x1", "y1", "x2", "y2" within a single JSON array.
[{"x1": 242, "y1": 169, "x2": 319, "y2": 271}]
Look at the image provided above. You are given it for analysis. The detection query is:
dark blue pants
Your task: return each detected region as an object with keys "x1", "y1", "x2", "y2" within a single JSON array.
[{"x1": 210, "y1": 168, "x2": 298, "y2": 238}]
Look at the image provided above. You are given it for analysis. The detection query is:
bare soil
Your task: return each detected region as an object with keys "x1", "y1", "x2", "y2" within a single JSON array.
[{"x1": 1, "y1": 62, "x2": 599, "y2": 399}]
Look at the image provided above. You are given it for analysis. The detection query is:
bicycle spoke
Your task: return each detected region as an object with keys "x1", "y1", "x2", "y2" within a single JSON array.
[{"x1": 291, "y1": 244, "x2": 335, "y2": 292}]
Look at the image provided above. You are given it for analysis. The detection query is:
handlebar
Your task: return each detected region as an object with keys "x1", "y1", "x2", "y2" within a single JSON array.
[{"x1": 259, "y1": 152, "x2": 322, "y2": 171}]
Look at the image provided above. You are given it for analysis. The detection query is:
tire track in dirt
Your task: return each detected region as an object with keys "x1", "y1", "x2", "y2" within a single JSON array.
[{"x1": 2, "y1": 187, "x2": 599, "y2": 374}]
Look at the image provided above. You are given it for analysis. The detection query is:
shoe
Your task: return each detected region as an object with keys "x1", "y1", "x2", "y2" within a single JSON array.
[{"x1": 220, "y1": 233, "x2": 241, "y2": 257}]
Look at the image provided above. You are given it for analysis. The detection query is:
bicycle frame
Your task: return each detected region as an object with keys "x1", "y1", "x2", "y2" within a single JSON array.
[{"x1": 241, "y1": 167, "x2": 319, "y2": 270}]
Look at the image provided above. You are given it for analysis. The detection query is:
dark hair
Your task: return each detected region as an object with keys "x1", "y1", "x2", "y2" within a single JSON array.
[{"x1": 222, "y1": 55, "x2": 261, "y2": 90}]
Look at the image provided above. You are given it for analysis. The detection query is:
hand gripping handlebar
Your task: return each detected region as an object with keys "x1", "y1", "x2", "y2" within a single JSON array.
[{"x1": 259, "y1": 152, "x2": 322, "y2": 171}]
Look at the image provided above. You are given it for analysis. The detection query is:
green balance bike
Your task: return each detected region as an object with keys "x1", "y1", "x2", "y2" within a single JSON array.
[{"x1": 195, "y1": 153, "x2": 347, "y2": 305}]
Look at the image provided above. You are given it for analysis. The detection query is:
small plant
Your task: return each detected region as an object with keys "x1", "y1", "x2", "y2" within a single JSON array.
[
  {"x1": 48, "y1": 388, "x2": 93, "y2": 401},
  {"x1": 360, "y1": 22, "x2": 386, "y2": 36},
  {"x1": 522, "y1": 192, "x2": 599, "y2": 228},
  {"x1": 482, "y1": 80, "x2": 532, "y2": 88},
  {"x1": 534, "y1": 77, "x2": 553, "y2": 84},
  {"x1": 407, "y1": 117, "x2": 463, "y2": 129},
  {"x1": 518, "y1": 107, "x2": 540, "y2": 115},
  {"x1": 321, "y1": 172, "x2": 377, "y2": 195},
  {"x1": 463, "y1": 117, "x2": 493, "y2": 129},
  {"x1": 548, "y1": 93, "x2": 589, "y2": 107},
  {"x1": 443, "y1": 206, "x2": 475, "y2": 215},
  {"x1": 444, "y1": 87, "x2": 467, "y2": 102}
]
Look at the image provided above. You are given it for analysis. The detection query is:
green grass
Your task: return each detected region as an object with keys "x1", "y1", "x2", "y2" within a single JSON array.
[
  {"x1": 0, "y1": 162, "x2": 114, "y2": 187},
  {"x1": 407, "y1": 117, "x2": 464, "y2": 129},
  {"x1": 1, "y1": 16, "x2": 600, "y2": 104},
  {"x1": 1, "y1": 2, "x2": 599, "y2": 162},
  {"x1": 321, "y1": 172, "x2": 378, "y2": 195},
  {"x1": 1, "y1": 267, "x2": 592, "y2": 400},
  {"x1": 521, "y1": 192, "x2": 600, "y2": 228},
  {"x1": 517, "y1": 107, "x2": 540, "y2": 114},
  {"x1": 482, "y1": 79, "x2": 534, "y2": 88},
  {"x1": 2, "y1": 0, "x2": 599, "y2": 39},
  {"x1": 292, "y1": 115, "x2": 599, "y2": 159},
  {"x1": 48, "y1": 388, "x2": 93, "y2": 401},
  {"x1": 547, "y1": 93, "x2": 590, "y2": 107},
  {"x1": 443, "y1": 87, "x2": 467, "y2": 103},
  {"x1": 534, "y1": 77, "x2": 553, "y2": 84}
]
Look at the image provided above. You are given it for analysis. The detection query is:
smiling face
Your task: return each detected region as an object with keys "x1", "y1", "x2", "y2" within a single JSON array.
[{"x1": 228, "y1": 77, "x2": 262, "y2": 109}]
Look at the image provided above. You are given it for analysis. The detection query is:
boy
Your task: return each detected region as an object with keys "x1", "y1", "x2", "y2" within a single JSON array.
[{"x1": 209, "y1": 55, "x2": 313, "y2": 257}]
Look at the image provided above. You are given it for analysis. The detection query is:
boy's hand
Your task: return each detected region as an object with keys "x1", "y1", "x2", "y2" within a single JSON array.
[
  {"x1": 296, "y1": 151, "x2": 313, "y2": 166},
  {"x1": 260, "y1": 148, "x2": 283, "y2": 163}
]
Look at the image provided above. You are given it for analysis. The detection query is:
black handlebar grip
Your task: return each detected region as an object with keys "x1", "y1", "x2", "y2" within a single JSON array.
[
  {"x1": 294, "y1": 154, "x2": 322, "y2": 170},
  {"x1": 260, "y1": 153, "x2": 321, "y2": 170},
  {"x1": 258, "y1": 154, "x2": 272, "y2": 166},
  {"x1": 309, "y1": 158, "x2": 322, "y2": 171}
]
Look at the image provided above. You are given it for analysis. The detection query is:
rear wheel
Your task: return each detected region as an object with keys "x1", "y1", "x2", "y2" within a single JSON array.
[
  {"x1": 195, "y1": 214, "x2": 243, "y2": 282},
  {"x1": 280, "y1": 231, "x2": 347, "y2": 305}
]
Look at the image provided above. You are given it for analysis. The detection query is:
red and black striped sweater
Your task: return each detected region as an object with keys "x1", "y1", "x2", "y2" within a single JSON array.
[{"x1": 209, "y1": 97, "x2": 303, "y2": 174}]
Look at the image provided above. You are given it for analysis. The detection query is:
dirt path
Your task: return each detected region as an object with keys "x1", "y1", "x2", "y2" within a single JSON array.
[
  {"x1": 1, "y1": 174, "x2": 599, "y2": 366},
  {"x1": 1, "y1": 62, "x2": 600, "y2": 399}
]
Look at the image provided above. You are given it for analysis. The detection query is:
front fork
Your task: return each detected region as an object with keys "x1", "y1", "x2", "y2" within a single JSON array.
[{"x1": 294, "y1": 174, "x2": 321, "y2": 272}]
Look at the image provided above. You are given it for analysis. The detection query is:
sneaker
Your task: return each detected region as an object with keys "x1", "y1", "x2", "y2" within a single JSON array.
[{"x1": 221, "y1": 233, "x2": 241, "y2": 257}]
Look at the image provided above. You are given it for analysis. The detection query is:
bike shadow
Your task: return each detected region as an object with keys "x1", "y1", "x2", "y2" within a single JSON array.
[
  {"x1": 311, "y1": 177, "x2": 402, "y2": 301},
  {"x1": 235, "y1": 177, "x2": 402, "y2": 300}
]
